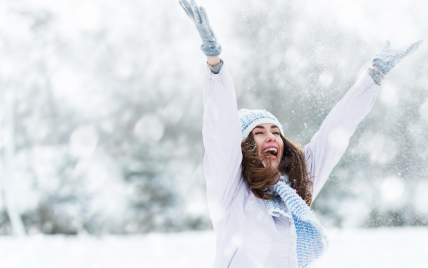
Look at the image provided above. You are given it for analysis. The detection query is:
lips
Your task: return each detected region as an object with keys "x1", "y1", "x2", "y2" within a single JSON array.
[{"x1": 262, "y1": 146, "x2": 278, "y2": 159}]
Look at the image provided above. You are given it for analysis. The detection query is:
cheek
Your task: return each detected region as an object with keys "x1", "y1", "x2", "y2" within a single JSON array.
[
  {"x1": 278, "y1": 140, "x2": 284, "y2": 157},
  {"x1": 253, "y1": 137, "x2": 264, "y2": 155}
]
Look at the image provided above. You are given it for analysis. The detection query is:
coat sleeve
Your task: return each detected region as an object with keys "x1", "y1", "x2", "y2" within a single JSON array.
[
  {"x1": 203, "y1": 63, "x2": 243, "y2": 224},
  {"x1": 303, "y1": 70, "x2": 381, "y2": 201}
]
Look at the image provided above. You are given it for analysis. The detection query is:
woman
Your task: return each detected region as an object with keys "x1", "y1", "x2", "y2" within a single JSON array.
[{"x1": 179, "y1": 0, "x2": 423, "y2": 267}]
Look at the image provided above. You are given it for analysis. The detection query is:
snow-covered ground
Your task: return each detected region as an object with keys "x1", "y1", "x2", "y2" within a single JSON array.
[{"x1": 1, "y1": 227, "x2": 428, "y2": 268}]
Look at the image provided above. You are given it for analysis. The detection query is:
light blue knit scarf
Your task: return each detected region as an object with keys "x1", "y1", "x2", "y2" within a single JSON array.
[{"x1": 265, "y1": 175, "x2": 328, "y2": 268}]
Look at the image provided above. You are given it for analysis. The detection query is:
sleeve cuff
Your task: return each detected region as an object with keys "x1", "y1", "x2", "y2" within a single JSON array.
[
  {"x1": 207, "y1": 59, "x2": 224, "y2": 74},
  {"x1": 367, "y1": 68, "x2": 385, "y2": 86}
]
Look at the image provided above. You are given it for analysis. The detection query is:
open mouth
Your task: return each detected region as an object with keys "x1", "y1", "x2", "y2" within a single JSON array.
[{"x1": 262, "y1": 147, "x2": 278, "y2": 159}]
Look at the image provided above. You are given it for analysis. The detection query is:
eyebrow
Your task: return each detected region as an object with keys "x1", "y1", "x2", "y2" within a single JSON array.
[{"x1": 254, "y1": 125, "x2": 279, "y2": 129}]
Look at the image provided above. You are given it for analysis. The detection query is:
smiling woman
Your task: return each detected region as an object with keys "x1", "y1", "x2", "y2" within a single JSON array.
[
  {"x1": 178, "y1": 0, "x2": 423, "y2": 267},
  {"x1": 241, "y1": 121, "x2": 313, "y2": 205}
]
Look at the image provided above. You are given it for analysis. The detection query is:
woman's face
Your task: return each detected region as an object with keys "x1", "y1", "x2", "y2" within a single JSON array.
[{"x1": 251, "y1": 123, "x2": 284, "y2": 169}]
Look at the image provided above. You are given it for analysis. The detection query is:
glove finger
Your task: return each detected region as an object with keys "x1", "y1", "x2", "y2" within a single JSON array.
[
  {"x1": 179, "y1": 0, "x2": 195, "y2": 20},
  {"x1": 190, "y1": 0, "x2": 202, "y2": 24},
  {"x1": 179, "y1": 1, "x2": 192, "y2": 19},
  {"x1": 199, "y1": 6, "x2": 216, "y2": 41},
  {"x1": 199, "y1": 6, "x2": 210, "y2": 25},
  {"x1": 402, "y1": 40, "x2": 423, "y2": 57}
]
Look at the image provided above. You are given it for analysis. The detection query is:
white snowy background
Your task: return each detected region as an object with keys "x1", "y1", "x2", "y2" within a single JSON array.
[{"x1": 0, "y1": 0, "x2": 427, "y2": 267}]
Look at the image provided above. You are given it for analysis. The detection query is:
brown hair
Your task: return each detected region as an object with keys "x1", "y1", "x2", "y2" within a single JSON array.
[{"x1": 241, "y1": 133, "x2": 313, "y2": 206}]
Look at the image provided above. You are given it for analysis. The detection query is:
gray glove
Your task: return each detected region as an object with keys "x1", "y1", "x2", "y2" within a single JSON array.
[
  {"x1": 372, "y1": 40, "x2": 423, "y2": 75},
  {"x1": 179, "y1": 0, "x2": 222, "y2": 57}
]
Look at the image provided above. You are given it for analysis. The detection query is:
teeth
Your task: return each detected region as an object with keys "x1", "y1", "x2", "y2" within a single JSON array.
[{"x1": 262, "y1": 148, "x2": 277, "y2": 154}]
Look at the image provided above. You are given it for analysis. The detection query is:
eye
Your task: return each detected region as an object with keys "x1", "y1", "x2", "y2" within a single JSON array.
[
  {"x1": 255, "y1": 131, "x2": 263, "y2": 135},
  {"x1": 273, "y1": 132, "x2": 280, "y2": 135}
]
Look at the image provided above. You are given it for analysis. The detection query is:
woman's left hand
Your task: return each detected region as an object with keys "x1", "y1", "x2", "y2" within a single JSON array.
[{"x1": 372, "y1": 40, "x2": 423, "y2": 75}]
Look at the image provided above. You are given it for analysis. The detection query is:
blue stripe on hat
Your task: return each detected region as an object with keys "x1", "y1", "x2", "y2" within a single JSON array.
[{"x1": 238, "y1": 109, "x2": 284, "y2": 140}]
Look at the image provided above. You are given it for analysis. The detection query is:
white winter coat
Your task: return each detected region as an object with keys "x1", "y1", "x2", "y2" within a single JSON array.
[{"x1": 202, "y1": 63, "x2": 380, "y2": 268}]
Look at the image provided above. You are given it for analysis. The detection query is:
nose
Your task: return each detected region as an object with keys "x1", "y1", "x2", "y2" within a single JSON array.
[{"x1": 265, "y1": 132, "x2": 275, "y2": 143}]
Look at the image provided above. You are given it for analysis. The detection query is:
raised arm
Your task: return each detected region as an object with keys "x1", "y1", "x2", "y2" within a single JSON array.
[
  {"x1": 304, "y1": 40, "x2": 423, "y2": 201},
  {"x1": 303, "y1": 68, "x2": 381, "y2": 200},
  {"x1": 203, "y1": 62, "x2": 242, "y2": 223},
  {"x1": 179, "y1": 0, "x2": 242, "y2": 224}
]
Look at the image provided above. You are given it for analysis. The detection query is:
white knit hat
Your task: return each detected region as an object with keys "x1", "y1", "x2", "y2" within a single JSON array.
[{"x1": 238, "y1": 109, "x2": 284, "y2": 140}]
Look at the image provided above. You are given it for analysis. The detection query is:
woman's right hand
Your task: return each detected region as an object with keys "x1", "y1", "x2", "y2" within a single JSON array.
[{"x1": 179, "y1": 0, "x2": 222, "y2": 57}]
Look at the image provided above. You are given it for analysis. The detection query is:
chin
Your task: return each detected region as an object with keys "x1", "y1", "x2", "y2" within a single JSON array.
[
  {"x1": 270, "y1": 160, "x2": 280, "y2": 169},
  {"x1": 262, "y1": 157, "x2": 281, "y2": 169}
]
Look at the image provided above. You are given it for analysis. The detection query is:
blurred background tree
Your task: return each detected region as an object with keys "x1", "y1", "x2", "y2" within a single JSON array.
[{"x1": 0, "y1": 0, "x2": 427, "y2": 235}]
